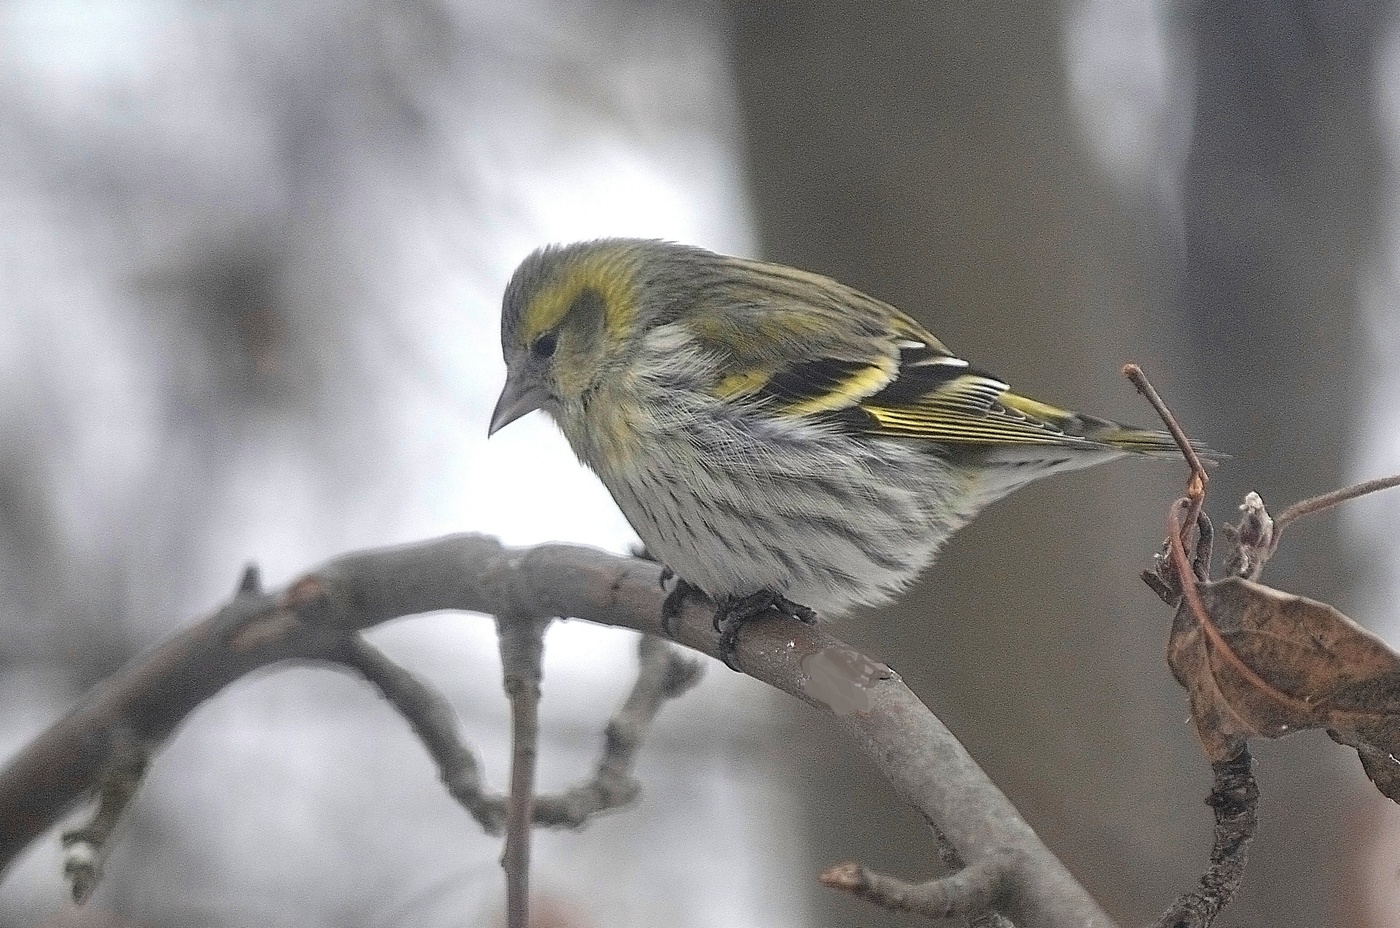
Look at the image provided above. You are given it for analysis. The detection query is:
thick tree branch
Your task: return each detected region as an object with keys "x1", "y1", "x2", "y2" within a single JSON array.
[{"x1": 0, "y1": 534, "x2": 1115, "y2": 928}]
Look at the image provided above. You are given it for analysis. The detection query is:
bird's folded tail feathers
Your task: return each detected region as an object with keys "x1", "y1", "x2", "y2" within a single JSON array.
[{"x1": 997, "y1": 392, "x2": 1221, "y2": 463}]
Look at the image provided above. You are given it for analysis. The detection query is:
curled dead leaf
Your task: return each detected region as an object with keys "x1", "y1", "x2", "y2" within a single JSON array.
[{"x1": 1169, "y1": 575, "x2": 1400, "y2": 802}]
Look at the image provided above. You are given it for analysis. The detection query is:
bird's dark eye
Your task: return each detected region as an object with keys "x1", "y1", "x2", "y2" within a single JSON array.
[{"x1": 531, "y1": 331, "x2": 558, "y2": 359}]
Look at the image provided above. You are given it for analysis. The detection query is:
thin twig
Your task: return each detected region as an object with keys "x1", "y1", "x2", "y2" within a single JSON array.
[
  {"x1": 497, "y1": 613, "x2": 550, "y2": 928},
  {"x1": 1157, "y1": 502, "x2": 1259, "y2": 928},
  {"x1": 1274, "y1": 473, "x2": 1400, "y2": 531},
  {"x1": 1123, "y1": 364, "x2": 1209, "y2": 507},
  {"x1": 1190, "y1": 510, "x2": 1214, "y2": 582},
  {"x1": 1152, "y1": 749, "x2": 1258, "y2": 928},
  {"x1": 60, "y1": 728, "x2": 149, "y2": 903},
  {"x1": 820, "y1": 855, "x2": 1012, "y2": 921},
  {"x1": 337, "y1": 632, "x2": 702, "y2": 834},
  {"x1": 1168, "y1": 500, "x2": 1216, "y2": 644},
  {"x1": 1124, "y1": 364, "x2": 1213, "y2": 606},
  {"x1": 1220, "y1": 475, "x2": 1400, "y2": 582},
  {"x1": 533, "y1": 635, "x2": 703, "y2": 827},
  {"x1": 335, "y1": 636, "x2": 505, "y2": 834}
]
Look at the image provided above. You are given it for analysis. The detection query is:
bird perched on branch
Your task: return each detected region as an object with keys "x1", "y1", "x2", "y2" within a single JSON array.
[{"x1": 490, "y1": 239, "x2": 1211, "y2": 668}]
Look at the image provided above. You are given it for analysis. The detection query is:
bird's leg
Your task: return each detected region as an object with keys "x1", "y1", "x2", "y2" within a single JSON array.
[
  {"x1": 659, "y1": 571, "x2": 705, "y2": 640},
  {"x1": 713, "y1": 591, "x2": 818, "y2": 671}
]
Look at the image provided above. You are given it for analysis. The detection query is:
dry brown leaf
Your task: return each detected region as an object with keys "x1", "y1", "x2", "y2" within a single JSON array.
[{"x1": 1169, "y1": 576, "x2": 1400, "y2": 801}]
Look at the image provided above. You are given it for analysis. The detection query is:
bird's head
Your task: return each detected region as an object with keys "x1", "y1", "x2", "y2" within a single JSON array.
[{"x1": 489, "y1": 238, "x2": 713, "y2": 434}]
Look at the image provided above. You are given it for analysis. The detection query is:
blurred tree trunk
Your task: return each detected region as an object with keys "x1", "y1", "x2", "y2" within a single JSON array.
[
  {"x1": 730, "y1": 2, "x2": 1381, "y2": 925},
  {"x1": 1177, "y1": 4, "x2": 1387, "y2": 926}
]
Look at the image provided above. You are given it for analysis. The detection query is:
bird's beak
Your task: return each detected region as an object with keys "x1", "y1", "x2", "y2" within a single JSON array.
[{"x1": 488, "y1": 373, "x2": 548, "y2": 436}]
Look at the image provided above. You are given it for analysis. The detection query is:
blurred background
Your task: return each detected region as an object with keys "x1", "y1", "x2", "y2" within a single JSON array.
[{"x1": 1, "y1": 1, "x2": 1398, "y2": 926}]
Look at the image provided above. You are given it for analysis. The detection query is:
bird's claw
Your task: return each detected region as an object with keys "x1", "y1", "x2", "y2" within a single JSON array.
[
  {"x1": 712, "y1": 591, "x2": 818, "y2": 671},
  {"x1": 660, "y1": 572, "x2": 703, "y2": 640}
]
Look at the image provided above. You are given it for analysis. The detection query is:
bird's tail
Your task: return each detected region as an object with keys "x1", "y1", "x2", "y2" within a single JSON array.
[
  {"x1": 1094, "y1": 422, "x2": 1221, "y2": 462},
  {"x1": 999, "y1": 392, "x2": 1221, "y2": 463}
]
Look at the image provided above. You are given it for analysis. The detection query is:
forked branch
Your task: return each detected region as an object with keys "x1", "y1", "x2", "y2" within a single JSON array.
[{"x1": 0, "y1": 535, "x2": 1115, "y2": 928}]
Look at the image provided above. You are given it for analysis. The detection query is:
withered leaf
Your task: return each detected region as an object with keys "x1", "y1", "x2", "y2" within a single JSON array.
[{"x1": 1168, "y1": 576, "x2": 1400, "y2": 802}]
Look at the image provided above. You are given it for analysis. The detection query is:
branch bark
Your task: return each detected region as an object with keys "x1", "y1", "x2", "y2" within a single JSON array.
[
  {"x1": 0, "y1": 534, "x2": 1115, "y2": 928},
  {"x1": 497, "y1": 612, "x2": 549, "y2": 928}
]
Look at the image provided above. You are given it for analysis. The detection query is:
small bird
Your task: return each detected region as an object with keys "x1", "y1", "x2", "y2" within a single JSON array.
[{"x1": 490, "y1": 239, "x2": 1208, "y2": 667}]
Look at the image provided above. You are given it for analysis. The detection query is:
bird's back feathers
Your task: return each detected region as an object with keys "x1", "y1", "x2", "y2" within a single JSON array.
[{"x1": 685, "y1": 253, "x2": 1198, "y2": 461}]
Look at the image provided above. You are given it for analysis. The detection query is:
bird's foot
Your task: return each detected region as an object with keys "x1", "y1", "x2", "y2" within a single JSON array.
[
  {"x1": 660, "y1": 571, "x2": 706, "y2": 640},
  {"x1": 713, "y1": 591, "x2": 818, "y2": 671}
]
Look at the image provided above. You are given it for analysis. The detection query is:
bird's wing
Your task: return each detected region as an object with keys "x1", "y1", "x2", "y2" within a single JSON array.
[{"x1": 707, "y1": 305, "x2": 1112, "y2": 448}]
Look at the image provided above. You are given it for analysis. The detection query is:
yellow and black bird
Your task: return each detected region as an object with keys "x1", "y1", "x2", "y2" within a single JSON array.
[{"x1": 490, "y1": 239, "x2": 1209, "y2": 666}]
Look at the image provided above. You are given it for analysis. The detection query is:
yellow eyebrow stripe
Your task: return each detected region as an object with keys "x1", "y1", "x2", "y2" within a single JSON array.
[{"x1": 519, "y1": 252, "x2": 639, "y2": 344}]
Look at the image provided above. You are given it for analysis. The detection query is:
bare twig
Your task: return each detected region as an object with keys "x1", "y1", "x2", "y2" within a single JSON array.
[
  {"x1": 0, "y1": 535, "x2": 1117, "y2": 928},
  {"x1": 334, "y1": 636, "x2": 505, "y2": 833},
  {"x1": 534, "y1": 635, "x2": 702, "y2": 827},
  {"x1": 60, "y1": 728, "x2": 149, "y2": 903},
  {"x1": 237, "y1": 563, "x2": 263, "y2": 595},
  {"x1": 1152, "y1": 749, "x2": 1258, "y2": 928},
  {"x1": 1121, "y1": 370, "x2": 1261, "y2": 928},
  {"x1": 1274, "y1": 473, "x2": 1400, "y2": 530},
  {"x1": 1125, "y1": 365, "x2": 1215, "y2": 606},
  {"x1": 497, "y1": 613, "x2": 551, "y2": 928},
  {"x1": 336, "y1": 631, "x2": 699, "y2": 836},
  {"x1": 923, "y1": 821, "x2": 1016, "y2": 927},
  {"x1": 821, "y1": 855, "x2": 1014, "y2": 922},
  {"x1": 1167, "y1": 501, "x2": 1218, "y2": 645},
  {"x1": 1219, "y1": 475, "x2": 1400, "y2": 584},
  {"x1": 1123, "y1": 364, "x2": 1209, "y2": 509}
]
